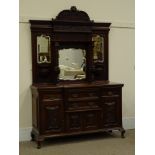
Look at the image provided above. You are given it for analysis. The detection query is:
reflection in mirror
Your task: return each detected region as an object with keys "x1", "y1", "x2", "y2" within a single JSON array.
[
  {"x1": 92, "y1": 35, "x2": 104, "y2": 63},
  {"x1": 37, "y1": 35, "x2": 51, "y2": 64},
  {"x1": 59, "y1": 48, "x2": 86, "y2": 80}
]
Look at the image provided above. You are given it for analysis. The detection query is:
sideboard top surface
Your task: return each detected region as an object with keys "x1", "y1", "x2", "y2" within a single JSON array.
[{"x1": 31, "y1": 81, "x2": 124, "y2": 90}]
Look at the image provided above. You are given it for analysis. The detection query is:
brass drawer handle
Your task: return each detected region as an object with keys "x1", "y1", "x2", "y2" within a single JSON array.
[
  {"x1": 105, "y1": 102, "x2": 115, "y2": 106},
  {"x1": 87, "y1": 102, "x2": 98, "y2": 108},
  {"x1": 88, "y1": 93, "x2": 95, "y2": 97},
  {"x1": 43, "y1": 94, "x2": 62, "y2": 101},
  {"x1": 70, "y1": 102, "x2": 78, "y2": 108},
  {"x1": 43, "y1": 97, "x2": 61, "y2": 101},
  {"x1": 107, "y1": 91, "x2": 113, "y2": 96},
  {"x1": 46, "y1": 106, "x2": 59, "y2": 110},
  {"x1": 88, "y1": 102, "x2": 95, "y2": 106}
]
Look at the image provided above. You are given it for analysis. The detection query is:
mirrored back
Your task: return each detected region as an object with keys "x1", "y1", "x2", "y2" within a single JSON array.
[
  {"x1": 92, "y1": 35, "x2": 104, "y2": 63},
  {"x1": 59, "y1": 48, "x2": 86, "y2": 80},
  {"x1": 37, "y1": 35, "x2": 51, "y2": 64}
]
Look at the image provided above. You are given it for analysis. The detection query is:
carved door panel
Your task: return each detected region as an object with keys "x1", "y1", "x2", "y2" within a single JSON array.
[
  {"x1": 83, "y1": 110, "x2": 101, "y2": 130},
  {"x1": 102, "y1": 96, "x2": 121, "y2": 127},
  {"x1": 41, "y1": 102, "x2": 64, "y2": 134},
  {"x1": 66, "y1": 112, "x2": 83, "y2": 132}
]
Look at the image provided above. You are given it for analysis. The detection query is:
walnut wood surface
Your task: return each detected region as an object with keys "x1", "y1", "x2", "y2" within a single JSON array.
[{"x1": 30, "y1": 6, "x2": 124, "y2": 148}]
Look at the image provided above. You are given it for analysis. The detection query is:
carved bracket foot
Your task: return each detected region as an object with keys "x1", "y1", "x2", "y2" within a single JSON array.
[
  {"x1": 31, "y1": 132, "x2": 35, "y2": 141},
  {"x1": 119, "y1": 128, "x2": 125, "y2": 138},
  {"x1": 37, "y1": 141, "x2": 42, "y2": 149},
  {"x1": 36, "y1": 137, "x2": 44, "y2": 149}
]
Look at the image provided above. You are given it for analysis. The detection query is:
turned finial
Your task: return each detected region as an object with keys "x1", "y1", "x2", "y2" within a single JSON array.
[{"x1": 70, "y1": 6, "x2": 77, "y2": 11}]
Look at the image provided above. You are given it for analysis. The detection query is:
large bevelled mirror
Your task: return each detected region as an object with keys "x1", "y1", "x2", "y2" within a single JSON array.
[
  {"x1": 58, "y1": 48, "x2": 86, "y2": 80},
  {"x1": 37, "y1": 35, "x2": 51, "y2": 64}
]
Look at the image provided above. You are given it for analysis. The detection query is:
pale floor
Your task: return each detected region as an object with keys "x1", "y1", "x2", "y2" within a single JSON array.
[{"x1": 20, "y1": 129, "x2": 135, "y2": 155}]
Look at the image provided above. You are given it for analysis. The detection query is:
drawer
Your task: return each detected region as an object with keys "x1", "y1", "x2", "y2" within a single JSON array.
[
  {"x1": 101, "y1": 88, "x2": 120, "y2": 97},
  {"x1": 65, "y1": 88, "x2": 99, "y2": 101},
  {"x1": 41, "y1": 99, "x2": 63, "y2": 106},
  {"x1": 41, "y1": 93, "x2": 63, "y2": 102},
  {"x1": 66, "y1": 100, "x2": 100, "y2": 110}
]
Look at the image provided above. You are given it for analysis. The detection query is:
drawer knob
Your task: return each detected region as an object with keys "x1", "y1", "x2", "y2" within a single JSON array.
[{"x1": 108, "y1": 91, "x2": 113, "y2": 95}]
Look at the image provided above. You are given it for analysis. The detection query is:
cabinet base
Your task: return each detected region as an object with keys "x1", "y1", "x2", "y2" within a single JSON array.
[{"x1": 31, "y1": 127, "x2": 125, "y2": 149}]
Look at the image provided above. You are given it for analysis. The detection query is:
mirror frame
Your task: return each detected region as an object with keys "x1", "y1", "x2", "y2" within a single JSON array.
[
  {"x1": 92, "y1": 34, "x2": 104, "y2": 63},
  {"x1": 37, "y1": 34, "x2": 51, "y2": 64},
  {"x1": 58, "y1": 48, "x2": 86, "y2": 81}
]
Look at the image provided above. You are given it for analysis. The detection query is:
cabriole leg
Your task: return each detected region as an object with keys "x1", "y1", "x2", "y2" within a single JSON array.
[
  {"x1": 120, "y1": 128, "x2": 125, "y2": 138},
  {"x1": 31, "y1": 132, "x2": 35, "y2": 141},
  {"x1": 37, "y1": 140, "x2": 42, "y2": 149},
  {"x1": 36, "y1": 137, "x2": 44, "y2": 149}
]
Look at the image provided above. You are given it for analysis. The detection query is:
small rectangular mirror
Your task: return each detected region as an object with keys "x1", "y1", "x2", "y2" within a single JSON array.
[
  {"x1": 58, "y1": 48, "x2": 86, "y2": 80},
  {"x1": 92, "y1": 35, "x2": 104, "y2": 63},
  {"x1": 37, "y1": 35, "x2": 51, "y2": 64}
]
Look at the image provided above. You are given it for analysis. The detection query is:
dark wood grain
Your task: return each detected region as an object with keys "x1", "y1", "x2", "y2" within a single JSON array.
[{"x1": 30, "y1": 6, "x2": 124, "y2": 148}]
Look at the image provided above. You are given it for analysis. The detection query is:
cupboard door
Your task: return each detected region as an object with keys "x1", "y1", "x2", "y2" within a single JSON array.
[
  {"x1": 66, "y1": 112, "x2": 83, "y2": 132},
  {"x1": 41, "y1": 102, "x2": 64, "y2": 134},
  {"x1": 83, "y1": 110, "x2": 101, "y2": 130},
  {"x1": 102, "y1": 96, "x2": 121, "y2": 127}
]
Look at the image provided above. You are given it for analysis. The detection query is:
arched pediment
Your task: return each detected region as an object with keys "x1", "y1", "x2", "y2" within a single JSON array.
[{"x1": 54, "y1": 6, "x2": 91, "y2": 22}]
